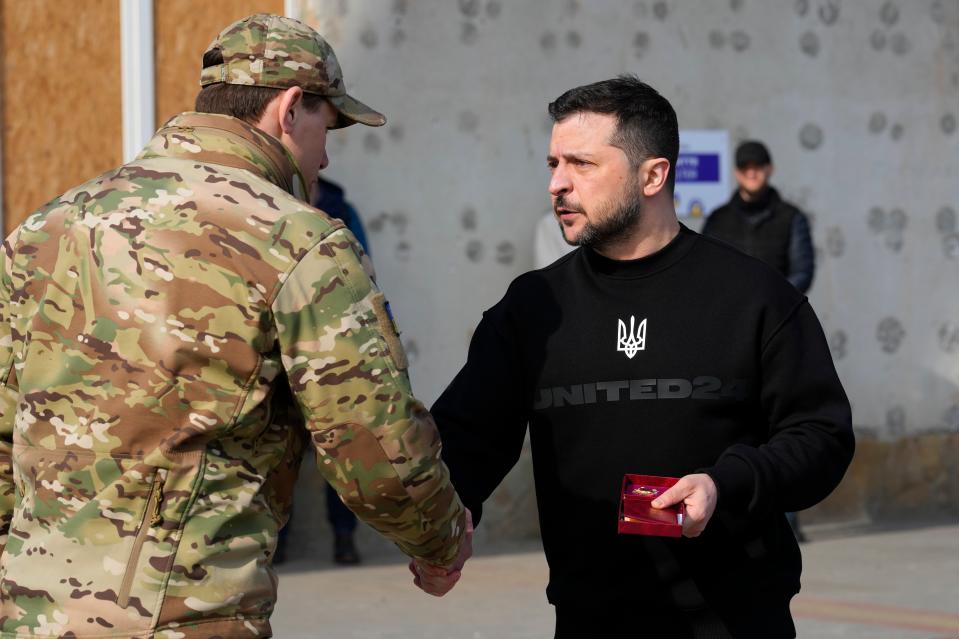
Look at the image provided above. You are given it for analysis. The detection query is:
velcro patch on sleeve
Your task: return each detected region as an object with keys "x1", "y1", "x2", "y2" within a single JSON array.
[{"x1": 371, "y1": 292, "x2": 409, "y2": 371}]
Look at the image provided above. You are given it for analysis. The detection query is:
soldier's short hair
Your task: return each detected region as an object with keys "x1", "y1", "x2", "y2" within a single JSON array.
[
  {"x1": 548, "y1": 75, "x2": 680, "y2": 191},
  {"x1": 195, "y1": 48, "x2": 327, "y2": 124}
]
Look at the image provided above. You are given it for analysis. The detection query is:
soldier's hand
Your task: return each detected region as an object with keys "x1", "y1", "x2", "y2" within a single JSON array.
[
  {"x1": 410, "y1": 508, "x2": 473, "y2": 596},
  {"x1": 409, "y1": 560, "x2": 460, "y2": 596},
  {"x1": 651, "y1": 473, "x2": 718, "y2": 538}
]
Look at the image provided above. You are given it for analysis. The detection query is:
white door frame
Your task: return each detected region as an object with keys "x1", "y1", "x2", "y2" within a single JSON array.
[{"x1": 120, "y1": 0, "x2": 156, "y2": 163}]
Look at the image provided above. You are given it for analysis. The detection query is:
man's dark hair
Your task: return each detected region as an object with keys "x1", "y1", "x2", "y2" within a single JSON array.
[
  {"x1": 195, "y1": 49, "x2": 326, "y2": 123},
  {"x1": 548, "y1": 75, "x2": 680, "y2": 191}
]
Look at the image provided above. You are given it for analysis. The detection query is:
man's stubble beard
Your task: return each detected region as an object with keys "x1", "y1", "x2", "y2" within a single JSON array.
[{"x1": 556, "y1": 179, "x2": 644, "y2": 252}]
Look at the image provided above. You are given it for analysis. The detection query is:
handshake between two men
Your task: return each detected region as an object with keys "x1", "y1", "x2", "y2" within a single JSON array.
[
  {"x1": 406, "y1": 474, "x2": 720, "y2": 597},
  {"x1": 409, "y1": 509, "x2": 474, "y2": 597}
]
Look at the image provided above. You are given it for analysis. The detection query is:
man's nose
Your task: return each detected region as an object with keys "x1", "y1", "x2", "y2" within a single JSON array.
[{"x1": 549, "y1": 167, "x2": 571, "y2": 197}]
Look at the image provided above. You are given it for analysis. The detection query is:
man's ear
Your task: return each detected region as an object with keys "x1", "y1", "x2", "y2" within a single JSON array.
[
  {"x1": 641, "y1": 157, "x2": 671, "y2": 197},
  {"x1": 277, "y1": 86, "x2": 304, "y2": 135}
]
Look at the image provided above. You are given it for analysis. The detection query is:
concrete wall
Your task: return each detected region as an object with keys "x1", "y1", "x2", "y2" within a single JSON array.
[{"x1": 289, "y1": 0, "x2": 959, "y2": 543}]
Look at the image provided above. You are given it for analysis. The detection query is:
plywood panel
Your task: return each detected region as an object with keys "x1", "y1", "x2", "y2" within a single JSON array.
[
  {"x1": 1, "y1": 0, "x2": 122, "y2": 234},
  {"x1": 0, "y1": 0, "x2": 5, "y2": 235},
  {"x1": 154, "y1": 0, "x2": 284, "y2": 127}
]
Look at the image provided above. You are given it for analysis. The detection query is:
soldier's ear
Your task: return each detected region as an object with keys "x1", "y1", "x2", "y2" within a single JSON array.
[{"x1": 278, "y1": 87, "x2": 304, "y2": 135}]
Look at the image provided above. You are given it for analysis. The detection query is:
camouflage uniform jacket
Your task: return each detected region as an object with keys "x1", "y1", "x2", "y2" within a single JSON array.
[{"x1": 0, "y1": 112, "x2": 465, "y2": 638}]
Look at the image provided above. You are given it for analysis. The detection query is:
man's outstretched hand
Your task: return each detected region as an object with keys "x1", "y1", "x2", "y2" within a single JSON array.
[
  {"x1": 651, "y1": 473, "x2": 718, "y2": 538},
  {"x1": 410, "y1": 508, "x2": 473, "y2": 596}
]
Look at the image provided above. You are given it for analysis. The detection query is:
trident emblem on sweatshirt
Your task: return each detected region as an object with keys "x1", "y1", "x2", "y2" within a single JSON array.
[{"x1": 617, "y1": 316, "x2": 647, "y2": 359}]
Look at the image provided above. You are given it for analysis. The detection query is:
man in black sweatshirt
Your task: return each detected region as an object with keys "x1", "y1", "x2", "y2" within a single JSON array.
[{"x1": 423, "y1": 76, "x2": 854, "y2": 638}]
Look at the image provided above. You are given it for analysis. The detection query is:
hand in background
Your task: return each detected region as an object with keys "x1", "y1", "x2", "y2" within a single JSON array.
[
  {"x1": 651, "y1": 473, "x2": 718, "y2": 538},
  {"x1": 410, "y1": 508, "x2": 473, "y2": 596}
]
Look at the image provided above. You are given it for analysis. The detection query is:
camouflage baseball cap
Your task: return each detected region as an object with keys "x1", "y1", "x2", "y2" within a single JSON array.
[{"x1": 200, "y1": 13, "x2": 386, "y2": 128}]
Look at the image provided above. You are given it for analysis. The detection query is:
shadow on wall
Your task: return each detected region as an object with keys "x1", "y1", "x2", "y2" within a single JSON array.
[{"x1": 808, "y1": 371, "x2": 959, "y2": 525}]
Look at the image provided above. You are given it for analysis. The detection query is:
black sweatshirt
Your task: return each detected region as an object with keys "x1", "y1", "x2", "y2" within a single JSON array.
[{"x1": 432, "y1": 225, "x2": 854, "y2": 635}]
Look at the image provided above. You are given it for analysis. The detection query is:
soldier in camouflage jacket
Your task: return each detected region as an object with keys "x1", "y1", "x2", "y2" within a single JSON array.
[{"x1": 0, "y1": 14, "x2": 466, "y2": 639}]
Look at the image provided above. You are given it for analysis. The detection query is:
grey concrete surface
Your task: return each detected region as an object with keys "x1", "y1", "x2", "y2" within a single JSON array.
[{"x1": 272, "y1": 520, "x2": 959, "y2": 638}]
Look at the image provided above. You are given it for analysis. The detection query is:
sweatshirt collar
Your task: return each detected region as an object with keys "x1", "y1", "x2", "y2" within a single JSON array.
[
  {"x1": 137, "y1": 112, "x2": 310, "y2": 202},
  {"x1": 583, "y1": 224, "x2": 697, "y2": 279}
]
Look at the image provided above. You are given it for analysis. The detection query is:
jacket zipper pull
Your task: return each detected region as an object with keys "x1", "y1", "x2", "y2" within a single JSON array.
[{"x1": 150, "y1": 473, "x2": 165, "y2": 526}]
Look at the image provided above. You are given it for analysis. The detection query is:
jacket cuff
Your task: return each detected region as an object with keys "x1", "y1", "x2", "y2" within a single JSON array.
[{"x1": 703, "y1": 447, "x2": 756, "y2": 512}]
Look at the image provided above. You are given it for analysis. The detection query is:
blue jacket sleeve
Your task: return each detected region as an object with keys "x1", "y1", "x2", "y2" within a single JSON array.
[{"x1": 786, "y1": 213, "x2": 815, "y2": 293}]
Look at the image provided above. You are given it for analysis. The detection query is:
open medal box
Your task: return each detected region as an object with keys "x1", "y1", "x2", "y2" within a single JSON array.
[{"x1": 618, "y1": 474, "x2": 685, "y2": 537}]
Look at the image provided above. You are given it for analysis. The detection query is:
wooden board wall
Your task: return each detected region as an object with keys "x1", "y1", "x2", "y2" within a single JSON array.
[
  {"x1": 154, "y1": 0, "x2": 284, "y2": 127},
  {"x1": 0, "y1": 0, "x2": 285, "y2": 234},
  {"x1": 1, "y1": 0, "x2": 122, "y2": 234}
]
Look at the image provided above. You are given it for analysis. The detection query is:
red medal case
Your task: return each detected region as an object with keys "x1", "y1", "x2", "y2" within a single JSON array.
[{"x1": 618, "y1": 474, "x2": 685, "y2": 537}]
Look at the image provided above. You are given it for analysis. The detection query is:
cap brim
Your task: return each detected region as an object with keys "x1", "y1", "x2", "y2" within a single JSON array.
[{"x1": 327, "y1": 93, "x2": 386, "y2": 129}]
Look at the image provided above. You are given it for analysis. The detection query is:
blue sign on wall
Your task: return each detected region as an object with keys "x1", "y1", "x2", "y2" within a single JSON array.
[
  {"x1": 675, "y1": 130, "x2": 730, "y2": 218},
  {"x1": 675, "y1": 154, "x2": 721, "y2": 183}
]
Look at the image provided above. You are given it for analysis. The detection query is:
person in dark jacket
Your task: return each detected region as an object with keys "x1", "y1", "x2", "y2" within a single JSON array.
[
  {"x1": 702, "y1": 140, "x2": 815, "y2": 294},
  {"x1": 316, "y1": 177, "x2": 371, "y2": 255},
  {"x1": 702, "y1": 140, "x2": 815, "y2": 541}
]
